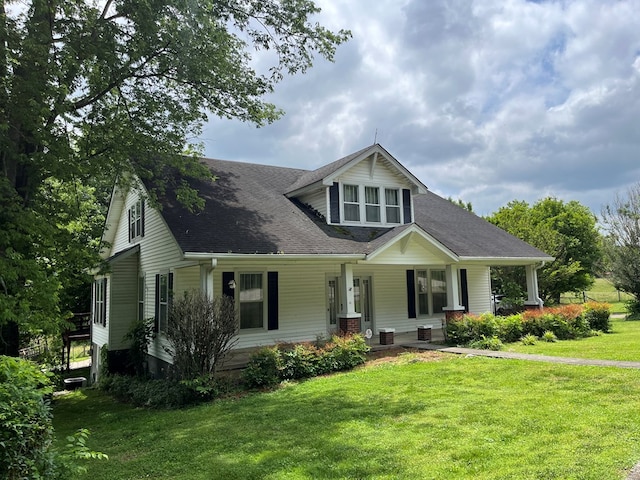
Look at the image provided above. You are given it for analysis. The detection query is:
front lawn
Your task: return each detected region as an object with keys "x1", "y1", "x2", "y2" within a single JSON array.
[
  {"x1": 506, "y1": 318, "x2": 640, "y2": 361},
  {"x1": 53, "y1": 352, "x2": 640, "y2": 479}
]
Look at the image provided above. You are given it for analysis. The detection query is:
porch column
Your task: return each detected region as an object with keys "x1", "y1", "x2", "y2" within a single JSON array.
[
  {"x1": 199, "y1": 259, "x2": 216, "y2": 300},
  {"x1": 338, "y1": 263, "x2": 361, "y2": 335},
  {"x1": 443, "y1": 264, "x2": 465, "y2": 322},
  {"x1": 524, "y1": 264, "x2": 543, "y2": 310}
]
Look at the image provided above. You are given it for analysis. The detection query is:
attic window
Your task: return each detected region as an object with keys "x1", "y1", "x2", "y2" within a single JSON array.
[
  {"x1": 343, "y1": 185, "x2": 360, "y2": 221},
  {"x1": 128, "y1": 198, "x2": 145, "y2": 241}
]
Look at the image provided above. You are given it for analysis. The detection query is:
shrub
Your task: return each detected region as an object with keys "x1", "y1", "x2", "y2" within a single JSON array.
[
  {"x1": 496, "y1": 314, "x2": 523, "y2": 343},
  {"x1": 165, "y1": 292, "x2": 238, "y2": 380},
  {"x1": 468, "y1": 335, "x2": 503, "y2": 351},
  {"x1": 521, "y1": 334, "x2": 538, "y2": 345},
  {"x1": 124, "y1": 317, "x2": 155, "y2": 377},
  {"x1": 0, "y1": 356, "x2": 106, "y2": 478},
  {"x1": 242, "y1": 335, "x2": 369, "y2": 388},
  {"x1": 583, "y1": 302, "x2": 611, "y2": 332},
  {"x1": 540, "y1": 330, "x2": 558, "y2": 342},
  {"x1": 242, "y1": 347, "x2": 282, "y2": 388},
  {"x1": 626, "y1": 299, "x2": 640, "y2": 320},
  {"x1": 100, "y1": 374, "x2": 201, "y2": 408}
]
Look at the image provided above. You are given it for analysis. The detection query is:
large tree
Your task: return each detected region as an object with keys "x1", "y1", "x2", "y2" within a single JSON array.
[
  {"x1": 0, "y1": 0, "x2": 349, "y2": 354},
  {"x1": 487, "y1": 198, "x2": 601, "y2": 305},
  {"x1": 601, "y1": 183, "x2": 640, "y2": 312}
]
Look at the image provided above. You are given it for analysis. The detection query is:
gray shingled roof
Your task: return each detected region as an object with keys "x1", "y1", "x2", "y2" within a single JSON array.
[{"x1": 155, "y1": 156, "x2": 551, "y2": 260}]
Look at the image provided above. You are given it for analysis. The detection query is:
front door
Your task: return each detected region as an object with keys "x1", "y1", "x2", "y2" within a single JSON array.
[{"x1": 327, "y1": 276, "x2": 373, "y2": 334}]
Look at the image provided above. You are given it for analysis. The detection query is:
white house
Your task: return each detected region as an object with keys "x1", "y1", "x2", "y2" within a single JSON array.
[{"x1": 90, "y1": 144, "x2": 552, "y2": 379}]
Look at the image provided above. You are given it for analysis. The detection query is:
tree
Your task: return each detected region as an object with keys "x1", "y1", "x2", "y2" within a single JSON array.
[
  {"x1": 601, "y1": 183, "x2": 640, "y2": 312},
  {"x1": 487, "y1": 198, "x2": 601, "y2": 304},
  {"x1": 0, "y1": 0, "x2": 350, "y2": 354},
  {"x1": 446, "y1": 197, "x2": 473, "y2": 212}
]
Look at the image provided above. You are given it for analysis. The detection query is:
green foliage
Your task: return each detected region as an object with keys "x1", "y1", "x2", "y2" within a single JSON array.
[
  {"x1": 601, "y1": 184, "x2": 640, "y2": 306},
  {"x1": 541, "y1": 331, "x2": 558, "y2": 342},
  {"x1": 468, "y1": 335, "x2": 503, "y2": 351},
  {"x1": 488, "y1": 198, "x2": 600, "y2": 304},
  {"x1": 100, "y1": 374, "x2": 200, "y2": 409},
  {"x1": 242, "y1": 347, "x2": 283, "y2": 388},
  {"x1": 124, "y1": 317, "x2": 155, "y2": 377},
  {"x1": 625, "y1": 299, "x2": 640, "y2": 320},
  {"x1": 242, "y1": 335, "x2": 370, "y2": 388},
  {"x1": 447, "y1": 303, "x2": 609, "y2": 346},
  {"x1": 0, "y1": 0, "x2": 349, "y2": 352},
  {"x1": 0, "y1": 356, "x2": 105, "y2": 478},
  {"x1": 520, "y1": 334, "x2": 538, "y2": 345}
]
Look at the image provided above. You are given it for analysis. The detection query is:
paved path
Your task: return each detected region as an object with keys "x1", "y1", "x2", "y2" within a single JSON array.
[{"x1": 405, "y1": 342, "x2": 640, "y2": 369}]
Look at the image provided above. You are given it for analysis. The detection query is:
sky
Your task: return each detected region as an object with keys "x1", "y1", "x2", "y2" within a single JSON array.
[{"x1": 199, "y1": 0, "x2": 640, "y2": 217}]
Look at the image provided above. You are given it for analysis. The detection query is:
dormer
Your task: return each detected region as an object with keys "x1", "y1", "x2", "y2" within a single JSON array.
[{"x1": 285, "y1": 144, "x2": 428, "y2": 227}]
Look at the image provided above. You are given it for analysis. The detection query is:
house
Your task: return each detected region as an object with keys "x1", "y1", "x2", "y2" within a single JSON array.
[{"x1": 90, "y1": 144, "x2": 552, "y2": 380}]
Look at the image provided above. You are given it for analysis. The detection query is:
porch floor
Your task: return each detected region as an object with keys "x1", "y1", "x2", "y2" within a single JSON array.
[{"x1": 221, "y1": 327, "x2": 447, "y2": 371}]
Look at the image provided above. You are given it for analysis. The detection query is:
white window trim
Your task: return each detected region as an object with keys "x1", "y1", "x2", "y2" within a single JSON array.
[
  {"x1": 340, "y1": 183, "x2": 405, "y2": 226},
  {"x1": 238, "y1": 271, "x2": 266, "y2": 331}
]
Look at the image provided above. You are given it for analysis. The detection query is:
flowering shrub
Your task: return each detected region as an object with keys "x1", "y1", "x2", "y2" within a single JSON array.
[{"x1": 446, "y1": 302, "x2": 610, "y2": 347}]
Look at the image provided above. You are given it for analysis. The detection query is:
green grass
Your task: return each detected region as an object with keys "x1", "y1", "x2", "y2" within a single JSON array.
[
  {"x1": 507, "y1": 318, "x2": 640, "y2": 361},
  {"x1": 53, "y1": 353, "x2": 640, "y2": 479}
]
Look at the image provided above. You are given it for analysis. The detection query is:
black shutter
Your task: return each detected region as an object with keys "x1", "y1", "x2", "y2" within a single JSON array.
[
  {"x1": 222, "y1": 272, "x2": 235, "y2": 298},
  {"x1": 154, "y1": 274, "x2": 160, "y2": 332},
  {"x1": 141, "y1": 199, "x2": 145, "y2": 237},
  {"x1": 128, "y1": 208, "x2": 132, "y2": 241},
  {"x1": 402, "y1": 189, "x2": 412, "y2": 224},
  {"x1": 329, "y1": 182, "x2": 340, "y2": 223},
  {"x1": 267, "y1": 272, "x2": 279, "y2": 330},
  {"x1": 460, "y1": 269, "x2": 469, "y2": 313},
  {"x1": 406, "y1": 270, "x2": 416, "y2": 318},
  {"x1": 168, "y1": 272, "x2": 174, "y2": 305},
  {"x1": 102, "y1": 278, "x2": 108, "y2": 326}
]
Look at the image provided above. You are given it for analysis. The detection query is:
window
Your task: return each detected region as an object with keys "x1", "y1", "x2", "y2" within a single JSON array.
[
  {"x1": 343, "y1": 184, "x2": 360, "y2": 221},
  {"x1": 155, "y1": 272, "x2": 172, "y2": 333},
  {"x1": 385, "y1": 189, "x2": 400, "y2": 223},
  {"x1": 240, "y1": 273, "x2": 263, "y2": 329},
  {"x1": 138, "y1": 275, "x2": 145, "y2": 321},
  {"x1": 416, "y1": 269, "x2": 447, "y2": 315},
  {"x1": 129, "y1": 198, "x2": 144, "y2": 241},
  {"x1": 365, "y1": 187, "x2": 380, "y2": 222},
  {"x1": 93, "y1": 278, "x2": 107, "y2": 326}
]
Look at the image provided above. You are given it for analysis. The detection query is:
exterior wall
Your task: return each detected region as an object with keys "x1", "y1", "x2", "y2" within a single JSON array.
[
  {"x1": 463, "y1": 265, "x2": 492, "y2": 314},
  {"x1": 366, "y1": 236, "x2": 450, "y2": 265},
  {"x1": 91, "y1": 274, "x2": 109, "y2": 348},
  {"x1": 109, "y1": 255, "x2": 139, "y2": 350},
  {"x1": 336, "y1": 157, "x2": 410, "y2": 188},
  {"x1": 298, "y1": 189, "x2": 327, "y2": 219}
]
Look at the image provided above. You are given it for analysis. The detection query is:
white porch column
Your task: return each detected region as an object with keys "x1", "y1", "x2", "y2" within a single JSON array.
[
  {"x1": 443, "y1": 264, "x2": 464, "y2": 311},
  {"x1": 339, "y1": 263, "x2": 361, "y2": 334},
  {"x1": 524, "y1": 264, "x2": 543, "y2": 309},
  {"x1": 199, "y1": 259, "x2": 216, "y2": 300}
]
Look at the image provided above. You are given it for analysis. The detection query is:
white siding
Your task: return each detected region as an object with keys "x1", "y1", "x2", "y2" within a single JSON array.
[
  {"x1": 337, "y1": 157, "x2": 410, "y2": 188},
  {"x1": 367, "y1": 236, "x2": 450, "y2": 265},
  {"x1": 298, "y1": 189, "x2": 327, "y2": 219},
  {"x1": 174, "y1": 265, "x2": 201, "y2": 297},
  {"x1": 463, "y1": 265, "x2": 492, "y2": 314},
  {"x1": 109, "y1": 255, "x2": 139, "y2": 349}
]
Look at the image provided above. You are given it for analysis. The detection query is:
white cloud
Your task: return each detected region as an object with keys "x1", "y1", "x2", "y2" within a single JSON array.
[{"x1": 201, "y1": 0, "x2": 640, "y2": 216}]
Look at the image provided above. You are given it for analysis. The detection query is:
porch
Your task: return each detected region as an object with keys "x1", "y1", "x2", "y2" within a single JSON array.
[{"x1": 221, "y1": 327, "x2": 447, "y2": 371}]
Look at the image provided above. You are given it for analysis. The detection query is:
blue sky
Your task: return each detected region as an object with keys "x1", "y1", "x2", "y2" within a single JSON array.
[{"x1": 198, "y1": 0, "x2": 640, "y2": 217}]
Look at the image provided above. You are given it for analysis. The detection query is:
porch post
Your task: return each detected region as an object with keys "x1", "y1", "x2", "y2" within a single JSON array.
[
  {"x1": 524, "y1": 264, "x2": 543, "y2": 310},
  {"x1": 199, "y1": 258, "x2": 216, "y2": 300},
  {"x1": 443, "y1": 264, "x2": 465, "y2": 323},
  {"x1": 338, "y1": 263, "x2": 361, "y2": 335}
]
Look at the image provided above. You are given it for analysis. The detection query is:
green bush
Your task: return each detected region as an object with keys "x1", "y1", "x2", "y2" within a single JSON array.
[
  {"x1": 521, "y1": 334, "x2": 538, "y2": 345},
  {"x1": 242, "y1": 346, "x2": 282, "y2": 388},
  {"x1": 540, "y1": 330, "x2": 558, "y2": 342},
  {"x1": 100, "y1": 374, "x2": 201, "y2": 409},
  {"x1": 583, "y1": 302, "x2": 611, "y2": 332},
  {"x1": 626, "y1": 299, "x2": 640, "y2": 320},
  {"x1": 0, "y1": 356, "x2": 56, "y2": 479},
  {"x1": 496, "y1": 315, "x2": 524, "y2": 343},
  {"x1": 468, "y1": 335, "x2": 503, "y2": 351},
  {"x1": 242, "y1": 335, "x2": 369, "y2": 388}
]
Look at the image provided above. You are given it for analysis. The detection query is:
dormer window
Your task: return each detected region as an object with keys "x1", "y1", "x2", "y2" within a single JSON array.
[
  {"x1": 343, "y1": 185, "x2": 360, "y2": 221},
  {"x1": 340, "y1": 184, "x2": 405, "y2": 226},
  {"x1": 128, "y1": 198, "x2": 145, "y2": 242}
]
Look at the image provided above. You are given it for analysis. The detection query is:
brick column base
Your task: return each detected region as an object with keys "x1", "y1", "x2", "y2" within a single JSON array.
[
  {"x1": 444, "y1": 309, "x2": 465, "y2": 322},
  {"x1": 339, "y1": 316, "x2": 361, "y2": 335}
]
